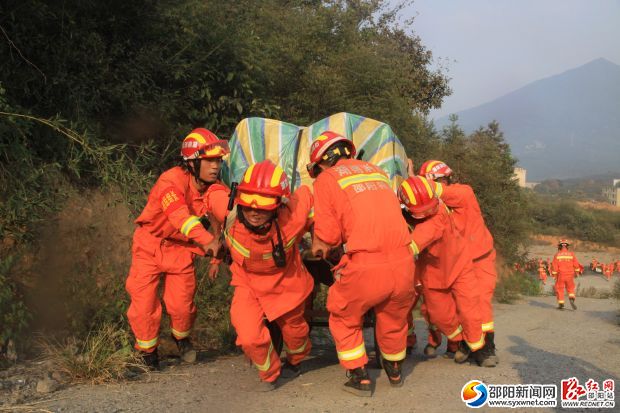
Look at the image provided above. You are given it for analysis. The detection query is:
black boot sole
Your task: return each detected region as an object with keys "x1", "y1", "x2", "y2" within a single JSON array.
[{"x1": 342, "y1": 384, "x2": 372, "y2": 397}]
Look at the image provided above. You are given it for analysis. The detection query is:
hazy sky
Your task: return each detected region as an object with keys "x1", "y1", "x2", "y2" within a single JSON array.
[{"x1": 401, "y1": 0, "x2": 620, "y2": 119}]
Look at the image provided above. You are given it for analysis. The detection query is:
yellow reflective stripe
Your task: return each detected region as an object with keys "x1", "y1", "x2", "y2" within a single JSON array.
[
  {"x1": 307, "y1": 208, "x2": 315, "y2": 219},
  {"x1": 425, "y1": 160, "x2": 443, "y2": 174},
  {"x1": 225, "y1": 230, "x2": 250, "y2": 258},
  {"x1": 421, "y1": 176, "x2": 434, "y2": 198},
  {"x1": 407, "y1": 326, "x2": 415, "y2": 335},
  {"x1": 409, "y1": 241, "x2": 420, "y2": 256},
  {"x1": 558, "y1": 300, "x2": 565, "y2": 304},
  {"x1": 181, "y1": 216, "x2": 201, "y2": 236},
  {"x1": 568, "y1": 294, "x2": 575, "y2": 298},
  {"x1": 467, "y1": 334, "x2": 486, "y2": 351},
  {"x1": 401, "y1": 180, "x2": 416, "y2": 205},
  {"x1": 171, "y1": 328, "x2": 190, "y2": 339},
  {"x1": 270, "y1": 165, "x2": 284, "y2": 188},
  {"x1": 381, "y1": 348, "x2": 407, "y2": 362},
  {"x1": 243, "y1": 164, "x2": 256, "y2": 183},
  {"x1": 435, "y1": 182, "x2": 444, "y2": 197},
  {"x1": 284, "y1": 339, "x2": 308, "y2": 355},
  {"x1": 481, "y1": 322, "x2": 494, "y2": 332},
  {"x1": 447, "y1": 325, "x2": 463, "y2": 340},
  {"x1": 337, "y1": 172, "x2": 390, "y2": 189},
  {"x1": 136, "y1": 337, "x2": 158, "y2": 350},
  {"x1": 186, "y1": 132, "x2": 206, "y2": 144},
  {"x1": 337, "y1": 343, "x2": 366, "y2": 361},
  {"x1": 262, "y1": 237, "x2": 296, "y2": 260},
  {"x1": 255, "y1": 343, "x2": 274, "y2": 372}
]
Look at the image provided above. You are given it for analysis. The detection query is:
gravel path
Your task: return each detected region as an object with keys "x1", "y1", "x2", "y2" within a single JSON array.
[{"x1": 27, "y1": 293, "x2": 619, "y2": 413}]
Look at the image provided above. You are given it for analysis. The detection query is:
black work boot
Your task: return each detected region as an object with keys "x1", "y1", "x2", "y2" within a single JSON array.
[
  {"x1": 454, "y1": 341, "x2": 470, "y2": 364},
  {"x1": 343, "y1": 367, "x2": 372, "y2": 397},
  {"x1": 382, "y1": 359, "x2": 404, "y2": 387},
  {"x1": 423, "y1": 344, "x2": 438, "y2": 358},
  {"x1": 473, "y1": 342, "x2": 496, "y2": 368},
  {"x1": 173, "y1": 336, "x2": 197, "y2": 363},
  {"x1": 141, "y1": 349, "x2": 160, "y2": 371},
  {"x1": 444, "y1": 340, "x2": 458, "y2": 359},
  {"x1": 569, "y1": 297, "x2": 577, "y2": 310},
  {"x1": 557, "y1": 303, "x2": 564, "y2": 310},
  {"x1": 280, "y1": 361, "x2": 301, "y2": 379},
  {"x1": 486, "y1": 332, "x2": 499, "y2": 364}
]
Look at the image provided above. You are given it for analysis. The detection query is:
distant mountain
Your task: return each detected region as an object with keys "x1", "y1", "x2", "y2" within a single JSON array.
[{"x1": 436, "y1": 58, "x2": 620, "y2": 181}]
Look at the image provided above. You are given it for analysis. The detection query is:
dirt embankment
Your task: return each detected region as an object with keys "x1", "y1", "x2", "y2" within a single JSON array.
[{"x1": 23, "y1": 189, "x2": 134, "y2": 336}]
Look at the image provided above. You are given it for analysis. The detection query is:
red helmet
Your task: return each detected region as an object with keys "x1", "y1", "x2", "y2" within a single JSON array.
[
  {"x1": 398, "y1": 176, "x2": 439, "y2": 219},
  {"x1": 306, "y1": 131, "x2": 356, "y2": 178},
  {"x1": 237, "y1": 160, "x2": 290, "y2": 210},
  {"x1": 181, "y1": 128, "x2": 230, "y2": 160},
  {"x1": 418, "y1": 160, "x2": 453, "y2": 180},
  {"x1": 558, "y1": 239, "x2": 570, "y2": 247}
]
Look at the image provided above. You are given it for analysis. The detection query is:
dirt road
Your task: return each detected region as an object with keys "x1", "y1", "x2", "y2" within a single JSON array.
[{"x1": 19, "y1": 287, "x2": 617, "y2": 413}]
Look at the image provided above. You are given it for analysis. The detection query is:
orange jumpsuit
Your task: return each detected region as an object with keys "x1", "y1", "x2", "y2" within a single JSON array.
[
  {"x1": 406, "y1": 257, "x2": 443, "y2": 350},
  {"x1": 313, "y1": 159, "x2": 415, "y2": 370},
  {"x1": 538, "y1": 260, "x2": 548, "y2": 285},
  {"x1": 410, "y1": 205, "x2": 484, "y2": 352},
  {"x1": 551, "y1": 248, "x2": 581, "y2": 305},
  {"x1": 590, "y1": 259, "x2": 598, "y2": 271},
  {"x1": 437, "y1": 183, "x2": 497, "y2": 334},
  {"x1": 604, "y1": 264, "x2": 612, "y2": 280},
  {"x1": 126, "y1": 166, "x2": 229, "y2": 352},
  {"x1": 227, "y1": 186, "x2": 314, "y2": 383}
]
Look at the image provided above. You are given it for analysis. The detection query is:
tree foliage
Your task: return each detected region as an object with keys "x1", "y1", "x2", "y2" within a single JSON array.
[
  {"x1": 0, "y1": 0, "x2": 531, "y2": 352},
  {"x1": 435, "y1": 118, "x2": 530, "y2": 263}
]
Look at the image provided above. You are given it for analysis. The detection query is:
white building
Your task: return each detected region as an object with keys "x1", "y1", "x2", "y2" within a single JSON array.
[
  {"x1": 602, "y1": 179, "x2": 620, "y2": 206},
  {"x1": 514, "y1": 167, "x2": 527, "y2": 188}
]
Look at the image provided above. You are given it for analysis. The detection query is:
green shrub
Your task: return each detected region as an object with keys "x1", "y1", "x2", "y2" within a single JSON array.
[
  {"x1": 530, "y1": 195, "x2": 619, "y2": 246},
  {"x1": 495, "y1": 270, "x2": 542, "y2": 304},
  {"x1": 0, "y1": 256, "x2": 30, "y2": 357}
]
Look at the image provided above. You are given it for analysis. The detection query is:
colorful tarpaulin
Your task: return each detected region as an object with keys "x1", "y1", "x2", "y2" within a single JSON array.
[{"x1": 223, "y1": 112, "x2": 409, "y2": 191}]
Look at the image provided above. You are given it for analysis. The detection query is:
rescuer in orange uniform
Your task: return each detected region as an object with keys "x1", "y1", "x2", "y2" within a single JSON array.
[
  {"x1": 399, "y1": 176, "x2": 489, "y2": 366},
  {"x1": 590, "y1": 258, "x2": 598, "y2": 272},
  {"x1": 308, "y1": 131, "x2": 414, "y2": 396},
  {"x1": 538, "y1": 259, "x2": 548, "y2": 285},
  {"x1": 403, "y1": 216, "x2": 456, "y2": 359},
  {"x1": 603, "y1": 264, "x2": 612, "y2": 281},
  {"x1": 418, "y1": 160, "x2": 498, "y2": 365},
  {"x1": 550, "y1": 239, "x2": 582, "y2": 310},
  {"x1": 226, "y1": 160, "x2": 314, "y2": 391},
  {"x1": 126, "y1": 128, "x2": 229, "y2": 368}
]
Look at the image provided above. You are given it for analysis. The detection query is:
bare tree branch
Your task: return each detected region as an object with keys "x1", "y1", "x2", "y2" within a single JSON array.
[{"x1": 0, "y1": 23, "x2": 47, "y2": 83}]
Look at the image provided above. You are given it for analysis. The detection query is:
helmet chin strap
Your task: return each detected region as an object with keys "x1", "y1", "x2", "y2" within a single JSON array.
[
  {"x1": 188, "y1": 159, "x2": 218, "y2": 187},
  {"x1": 237, "y1": 205, "x2": 275, "y2": 233}
]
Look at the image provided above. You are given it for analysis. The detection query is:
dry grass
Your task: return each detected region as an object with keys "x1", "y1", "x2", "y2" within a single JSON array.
[
  {"x1": 576, "y1": 285, "x2": 612, "y2": 299},
  {"x1": 39, "y1": 323, "x2": 147, "y2": 384},
  {"x1": 613, "y1": 279, "x2": 620, "y2": 301}
]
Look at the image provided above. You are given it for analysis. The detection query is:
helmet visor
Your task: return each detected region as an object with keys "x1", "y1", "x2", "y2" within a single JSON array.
[{"x1": 238, "y1": 192, "x2": 279, "y2": 210}]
